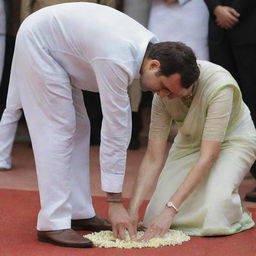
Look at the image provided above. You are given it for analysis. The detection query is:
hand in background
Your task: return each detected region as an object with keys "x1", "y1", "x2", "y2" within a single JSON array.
[
  {"x1": 214, "y1": 5, "x2": 240, "y2": 29},
  {"x1": 139, "y1": 208, "x2": 175, "y2": 241},
  {"x1": 108, "y1": 203, "x2": 136, "y2": 240}
]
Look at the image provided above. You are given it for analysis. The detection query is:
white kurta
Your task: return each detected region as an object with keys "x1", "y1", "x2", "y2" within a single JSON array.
[
  {"x1": 148, "y1": 0, "x2": 209, "y2": 60},
  {"x1": 9, "y1": 2, "x2": 157, "y2": 230}
]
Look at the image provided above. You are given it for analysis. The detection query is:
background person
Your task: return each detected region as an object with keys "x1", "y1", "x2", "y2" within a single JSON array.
[
  {"x1": 148, "y1": 0, "x2": 209, "y2": 60},
  {"x1": 0, "y1": 0, "x2": 5, "y2": 83},
  {"x1": 203, "y1": 0, "x2": 256, "y2": 202}
]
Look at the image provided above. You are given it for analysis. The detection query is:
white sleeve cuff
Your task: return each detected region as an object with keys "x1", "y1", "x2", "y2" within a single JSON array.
[{"x1": 101, "y1": 172, "x2": 125, "y2": 193}]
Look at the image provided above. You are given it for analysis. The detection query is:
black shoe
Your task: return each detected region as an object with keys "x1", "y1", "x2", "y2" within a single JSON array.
[
  {"x1": 71, "y1": 215, "x2": 112, "y2": 232},
  {"x1": 0, "y1": 167, "x2": 12, "y2": 171}
]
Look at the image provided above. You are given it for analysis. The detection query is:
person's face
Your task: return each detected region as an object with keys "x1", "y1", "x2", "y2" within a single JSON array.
[{"x1": 140, "y1": 59, "x2": 193, "y2": 99}]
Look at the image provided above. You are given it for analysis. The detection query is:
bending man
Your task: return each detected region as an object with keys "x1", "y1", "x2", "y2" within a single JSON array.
[{"x1": 7, "y1": 3, "x2": 200, "y2": 247}]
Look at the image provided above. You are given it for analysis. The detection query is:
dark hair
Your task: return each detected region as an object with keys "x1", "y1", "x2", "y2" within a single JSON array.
[{"x1": 145, "y1": 41, "x2": 200, "y2": 88}]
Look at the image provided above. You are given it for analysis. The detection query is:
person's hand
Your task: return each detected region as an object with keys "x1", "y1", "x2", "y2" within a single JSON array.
[
  {"x1": 108, "y1": 203, "x2": 136, "y2": 240},
  {"x1": 127, "y1": 207, "x2": 139, "y2": 234},
  {"x1": 139, "y1": 208, "x2": 175, "y2": 241},
  {"x1": 214, "y1": 6, "x2": 240, "y2": 29}
]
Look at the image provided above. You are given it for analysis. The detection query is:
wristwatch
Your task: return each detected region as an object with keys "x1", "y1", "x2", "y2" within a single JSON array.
[{"x1": 166, "y1": 201, "x2": 179, "y2": 212}]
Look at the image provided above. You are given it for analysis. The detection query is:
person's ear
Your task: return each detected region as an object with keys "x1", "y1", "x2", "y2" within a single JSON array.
[{"x1": 149, "y1": 59, "x2": 160, "y2": 70}]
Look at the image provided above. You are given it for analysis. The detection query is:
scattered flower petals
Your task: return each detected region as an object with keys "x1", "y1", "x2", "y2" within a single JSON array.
[{"x1": 84, "y1": 230, "x2": 190, "y2": 249}]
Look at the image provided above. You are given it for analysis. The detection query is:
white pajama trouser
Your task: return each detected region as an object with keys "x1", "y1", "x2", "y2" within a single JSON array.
[
  {"x1": 11, "y1": 27, "x2": 95, "y2": 231},
  {"x1": 0, "y1": 0, "x2": 19, "y2": 168},
  {"x1": 0, "y1": 81, "x2": 22, "y2": 169}
]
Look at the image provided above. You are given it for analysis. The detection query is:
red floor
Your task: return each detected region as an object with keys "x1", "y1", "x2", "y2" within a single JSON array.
[
  {"x1": 1, "y1": 188, "x2": 255, "y2": 256},
  {"x1": 0, "y1": 141, "x2": 256, "y2": 255},
  {"x1": 1, "y1": 142, "x2": 256, "y2": 205}
]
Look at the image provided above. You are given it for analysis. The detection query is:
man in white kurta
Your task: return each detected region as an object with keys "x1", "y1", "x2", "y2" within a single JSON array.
[{"x1": 8, "y1": 2, "x2": 157, "y2": 247}]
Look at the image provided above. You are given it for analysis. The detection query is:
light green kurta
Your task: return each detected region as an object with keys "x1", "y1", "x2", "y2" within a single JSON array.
[{"x1": 143, "y1": 61, "x2": 256, "y2": 236}]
